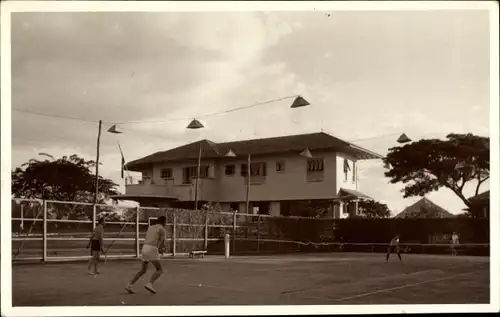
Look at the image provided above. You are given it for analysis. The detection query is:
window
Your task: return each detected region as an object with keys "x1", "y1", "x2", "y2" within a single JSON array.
[
  {"x1": 182, "y1": 165, "x2": 209, "y2": 184},
  {"x1": 183, "y1": 167, "x2": 196, "y2": 184},
  {"x1": 276, "y1": 161, "x2": 285, "y2": 172},
  {"x1": 343, "y1": 159, "x2": 351, "y2": 181},
  {"x1": 241, "y1": 162, "x2": 266, "y2": 177},
  {"x1": 160, "y1": 168, "x2": 173, "y2": 179},
  {"x1": 241, "y1": 164, "x2": 248, "y2": 177},
  {"x1": 251, "y1": 162, "x2": 267, "y2": 176},
  {"x1": 225, "y1": 164, "x2": 235, "y2": 176},
  {"x1": 307, "y1": 158, "x2": 324, "y2": 172},
  {"x1": 200, "y1": 166, "x2": 209, "y2": 178}
]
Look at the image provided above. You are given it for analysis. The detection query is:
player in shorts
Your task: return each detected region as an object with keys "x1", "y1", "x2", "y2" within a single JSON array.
[
  {"x1": 86, "y1": 217, "x2": 105, "y2": 275},
  {"x1": 125, "y1": 216, "x2": 167, "y2": 294},
  {"x1": 385, "y1": 234, "x2": 402, "y2": 263}
]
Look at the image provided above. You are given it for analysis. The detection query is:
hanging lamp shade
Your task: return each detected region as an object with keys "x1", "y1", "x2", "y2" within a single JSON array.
[
  {"x1": 225, "y1": 149, "x2": 236, "y2": 157},
  {"x1": 397, "y1": 133, "x2": 411, "y2": 144},
  {"x1": 290, "y1": 96, "x2": 310, "y2": 108},
  {"x1": 187, "y1": 118, "x2": 204, "y2": 129},
  {"x1": 300, "y1": 148, "x2": 313, "y2": 158},
  {"x1": 107, "y1": 125, "x2": 123, "y2": 134}
]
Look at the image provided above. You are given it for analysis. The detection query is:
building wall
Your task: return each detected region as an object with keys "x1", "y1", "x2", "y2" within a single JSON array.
[
  {"x1": 335, "y1": 153, "x2": 358, "y2": 192},
  {"x1": 127, "y1": 151, "x2": 350, "y2": 204},
  {"x1": 128, "y1": 160, "x2": 219, "y2": 202},
  {"x1": 216, "y1": 151, "x2": 338, "y2": 202}
]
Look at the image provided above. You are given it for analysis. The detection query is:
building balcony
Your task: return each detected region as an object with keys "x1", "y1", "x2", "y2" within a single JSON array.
[{"x1": 125, "y1": 177, "x2": 218, "y2": 202}]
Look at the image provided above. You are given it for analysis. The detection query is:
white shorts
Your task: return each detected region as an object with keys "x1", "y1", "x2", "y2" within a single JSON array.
[{"x1": 141, "y1": 244, "x2": 160, "y2": 262}]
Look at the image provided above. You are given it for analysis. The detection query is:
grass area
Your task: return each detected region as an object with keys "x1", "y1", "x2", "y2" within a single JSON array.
[{"x1": 12, "y1": 253, "x2": 489, "y2": 306}]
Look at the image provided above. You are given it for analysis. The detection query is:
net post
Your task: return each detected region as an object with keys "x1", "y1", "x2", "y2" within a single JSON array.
[
  {"x1": 224, "y1": 233, "x2": 230, "y2": 259},
  {"x1": 232, "y1": 211, "x2": 237, "y2": 254},
  {"x1": 42, "y1": 200, "x2": 47, "y2": 263},
  {"x1": 135, "y1": 206, "x2": 140, "y2": 258},
  {"x1": 204, "y1": 209, "x2": 209, "y2": 250},
  {"x1": 173, "y1": 209, "x2": 177, "y2": 257},
  {"x1": 257, "y1": 215, "x2": 260, "y2": 253},
  {"x1": 92, "y1": 204, "x2": 96, "y2": 229}
]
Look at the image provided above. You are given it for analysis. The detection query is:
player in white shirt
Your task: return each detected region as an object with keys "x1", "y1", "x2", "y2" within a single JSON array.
[
  {"x1": 451, "y1": 232, "x2": 460, "y2": 256},
  {"x1": 125, "y1": 216, "x2": 167, "y2": 294}
]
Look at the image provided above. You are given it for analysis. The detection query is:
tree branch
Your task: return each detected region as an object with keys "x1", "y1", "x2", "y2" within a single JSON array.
[
  {"x1": 443, "y1": 183, "x2": 472, "y2": 208},
  {"x1": 475, "y1": 175, "x2": 490, "y2": 196}
]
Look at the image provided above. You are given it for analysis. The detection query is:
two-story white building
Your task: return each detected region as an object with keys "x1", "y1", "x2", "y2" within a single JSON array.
[{"x1": 115, "y1": 132, "x2": 382, "y2": 218}]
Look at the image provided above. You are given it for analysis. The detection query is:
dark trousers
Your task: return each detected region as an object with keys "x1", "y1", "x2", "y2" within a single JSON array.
[{"x1": 386, "y1": 245, "x2": 402, "y2": 261}]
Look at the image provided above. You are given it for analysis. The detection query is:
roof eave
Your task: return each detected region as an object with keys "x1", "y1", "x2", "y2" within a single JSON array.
[{"x1": 347, "y1": 144, "x2": 384, "y2": 160}]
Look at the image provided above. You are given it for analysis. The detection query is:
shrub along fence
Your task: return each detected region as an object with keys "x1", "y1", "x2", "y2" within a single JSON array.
[{"x1": 11, "y1": 198, "x2": 489, "y2": 262}]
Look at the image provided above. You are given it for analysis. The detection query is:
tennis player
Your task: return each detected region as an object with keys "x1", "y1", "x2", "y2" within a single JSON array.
[
  {"x1": 125, "y1": 215, "x2": 167, "y2": 294},
  {"x1": 385, "y1": 234, "x2": 402, "y2": 263},
  {"x1": 451, "y1": 232, "x2": 460, "y2": 256},
  {"x1": 87, "y1": 217, "x2": 105, "y2": 275}
]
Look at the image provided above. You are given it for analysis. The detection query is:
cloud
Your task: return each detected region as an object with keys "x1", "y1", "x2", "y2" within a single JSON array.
[{"x1": 10, "y1": 10, "x2": 490, "y2": 213}]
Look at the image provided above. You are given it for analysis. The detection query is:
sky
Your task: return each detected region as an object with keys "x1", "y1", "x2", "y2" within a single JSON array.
[{"x1": 9, "y1": 9, "x2": 491, "y2": 215}]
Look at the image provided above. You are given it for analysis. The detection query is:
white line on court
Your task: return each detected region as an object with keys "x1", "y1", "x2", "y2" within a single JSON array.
[
  {"x1": 279, "y1": 262, "x2": 486, "y2": 296},
  {"x1": 280, "y1": 268, "x2": 445, "y2": 295},
  {"x1": 332, "y1": 271, "x2": 479, "y2": 302}
]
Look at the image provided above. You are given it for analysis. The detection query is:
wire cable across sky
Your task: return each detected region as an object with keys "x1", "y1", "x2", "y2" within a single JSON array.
[{"x1": 12, "y1": 94, "x2": 418, "y2": 144}]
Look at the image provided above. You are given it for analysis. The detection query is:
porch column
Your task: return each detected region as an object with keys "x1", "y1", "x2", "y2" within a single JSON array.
[
  {"x1": 338, "y1": 201, "x2": 344, "y2": 219},
  {"x1": 354, "y1": 199, "x2": 359, "y2": 217}
]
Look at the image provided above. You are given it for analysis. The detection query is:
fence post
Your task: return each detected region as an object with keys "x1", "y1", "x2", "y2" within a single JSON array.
[
  {"x1": 204, "y1": 210, "x2": 209, "y2": 250},
  {"x1": 135, "y1": 207, "x2": 140, "y2": 258},
  {"x1": 232, "y1": 211, "x2": 237, "y2": 254},
  {"x1": 173, "y1": 209, "x2": 177, "y2": 256},
  {"x1": 277, "y1": 220, "x2": 280, "y2": 253},
  {"x1": 42, "y1": 200, "x2": 47, "y2": 263},
  {"x1": 92, "y1": 204, "x2": 97, "y2": 229},
  {"x1": 20, "y1": 203, "x2": 24, "y2": 230}
]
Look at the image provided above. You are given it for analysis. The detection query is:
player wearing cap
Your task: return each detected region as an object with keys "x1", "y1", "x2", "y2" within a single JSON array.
[
  {"x1": 125, "y1": 216, "x2": 167, "y2": 294},
  {"x1": 385, "y1": 234, "x2": 402, "y2": 263}
]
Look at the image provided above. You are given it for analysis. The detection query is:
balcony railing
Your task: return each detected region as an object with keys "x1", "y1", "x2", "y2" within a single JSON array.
[{"x1": 125, "y1": 178, "x2": 217, "y2": 201}]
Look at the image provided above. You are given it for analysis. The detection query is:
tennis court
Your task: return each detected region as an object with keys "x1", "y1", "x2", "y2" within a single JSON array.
[{"x1": 12, "y1": 253, "x2": 489, "y2": 306}]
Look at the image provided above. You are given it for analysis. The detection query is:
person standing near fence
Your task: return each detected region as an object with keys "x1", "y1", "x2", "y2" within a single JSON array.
[
  {"x1": 385, "y1": 234, "x2": 402, "y2": 263},
  {"x1": 451, "y1": 232, "x2": 460, "y2": 256},
  {"x1": 125, "y1": 215, "x2": 167, "y2": 294},
  {"x1": 87, "y1": 217, "x2": 105, "y2": 275}
]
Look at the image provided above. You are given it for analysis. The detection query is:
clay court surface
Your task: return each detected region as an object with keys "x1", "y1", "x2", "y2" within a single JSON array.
[{"x1": 12, "y1": 253, "x2": 489, "y2": 306}]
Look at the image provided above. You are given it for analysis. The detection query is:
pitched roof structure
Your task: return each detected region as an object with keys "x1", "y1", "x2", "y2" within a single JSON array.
[
  {"x1": 394, "y1": 197, "x2": 455, "y2": 219},
  {"x1": 469, "y1": 190, "x2": 489, "y2": 202},
  {"x1": 126, "y1": 132, "x2": 383, "y2": 171}
]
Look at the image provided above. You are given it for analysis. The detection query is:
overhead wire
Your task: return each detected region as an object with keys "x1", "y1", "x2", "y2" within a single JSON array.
[
  {"x1": 111, "y1": 95, "x2": 299, "y2": 125},
  {"x1": 12, "y1": 95, "x2": 425, "y2": 147},
  {"x1": 12, "y1": 106, "x2": 411, "y2": 145}
]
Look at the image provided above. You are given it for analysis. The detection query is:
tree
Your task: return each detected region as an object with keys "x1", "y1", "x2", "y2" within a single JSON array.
[
  {"x1": 12, "y1": 154, "x2": 120, "y2": 203},
  {"x1": 383, "y1": 133, "x2": 489, "y2": 212},
  {"x1": 357, "y1": 199, "x2": 391, "y2": 219}
]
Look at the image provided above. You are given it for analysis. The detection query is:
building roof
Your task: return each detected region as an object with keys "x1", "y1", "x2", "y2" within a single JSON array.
[
  {"x1": 394, "y1": 197, "x2": 455, "y2": 219},
  {"x1": 337, "y1": 188, "x2": 373, "y2": 200},
  {"x1": 126, "y1": 132, "x2": 383, "y2": 171},
  {"x1": 469, "y1": 190, "x2": 489, "y2": 202}
]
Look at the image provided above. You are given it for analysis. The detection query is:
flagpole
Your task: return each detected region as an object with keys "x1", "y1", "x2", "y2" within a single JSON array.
[{"x1": 117, "y1": 141, "x2": 131, "y2": 180}]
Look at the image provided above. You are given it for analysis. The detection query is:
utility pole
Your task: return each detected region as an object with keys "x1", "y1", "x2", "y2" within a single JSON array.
[{"x1": 94, "y1": 120, "x2": 102, "y2": 204}]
